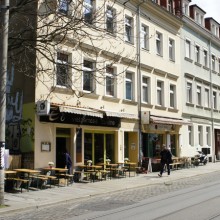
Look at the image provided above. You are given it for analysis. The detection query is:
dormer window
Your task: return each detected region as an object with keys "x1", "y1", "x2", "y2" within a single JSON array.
[
  {"x1": 211, "y1": 24, "x2": 219, "y2": 37},
  {"x1": 182, "y1": 0, "x2": 189, "y2": 16}
]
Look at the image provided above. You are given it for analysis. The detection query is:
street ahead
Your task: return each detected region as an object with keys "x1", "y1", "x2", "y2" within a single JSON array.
[{"x1": 1, "y1": 169, "x2": 220, "y2": 220}]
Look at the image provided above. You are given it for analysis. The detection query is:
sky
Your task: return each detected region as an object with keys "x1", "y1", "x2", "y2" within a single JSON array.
[{"x1": 190, "y1": 0, "x2": 220, "y2": 23}]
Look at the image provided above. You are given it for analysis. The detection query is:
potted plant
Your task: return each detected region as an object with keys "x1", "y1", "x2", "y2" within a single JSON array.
[
  {"x1": 124, "y1": 158, "x2": 130, "y2": 163},
  {"x1": 87, "y1": 160, "x2": 92, "y2": 166},
  {"x1": 48, "y1": 161, "x2": 54, "y2": 168},
  {"x1": 106, "y1": 159, "x2": 111, "y2": 165}
]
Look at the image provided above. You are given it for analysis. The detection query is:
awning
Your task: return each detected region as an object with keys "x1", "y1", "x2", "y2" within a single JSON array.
[
  {"x1": 105, "y1": 110, "x2": 138, "y2": 119},
  {"x1": 59, "y1": 106, "x2": 103, "y2": 118},
  {"x1": 150, "y1": 116, "x2": 191, "y2": 125}
]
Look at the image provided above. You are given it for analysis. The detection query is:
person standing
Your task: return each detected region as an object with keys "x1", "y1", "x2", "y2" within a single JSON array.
[
  {"x1": 158, "y1": 144, "x2": 172, "y2": 177},
  {"x1": 64, "y1": 149, "x2": 72, "y2": 174}
]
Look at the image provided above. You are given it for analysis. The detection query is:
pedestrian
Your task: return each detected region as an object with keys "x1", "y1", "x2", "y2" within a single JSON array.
[
  {"x1": 64, "y1": 149, "x2": 72, "y2": 174},
  {"x1": 158, "y1": 144, "x2": 172, "y2": 177}
]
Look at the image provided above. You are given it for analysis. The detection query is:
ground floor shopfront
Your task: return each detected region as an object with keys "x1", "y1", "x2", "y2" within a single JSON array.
[{"x1": 34, "y1": 107, "x2": 139, "y2": 170}]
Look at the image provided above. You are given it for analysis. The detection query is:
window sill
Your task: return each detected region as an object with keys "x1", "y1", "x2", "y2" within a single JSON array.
[
  {"x1": 79, "y1": 91, "x2": 99, "y2": 99},
  {"x1": 196, "y1": 105, "x2": 203, "y2": 109},
  {"x1": 212, "y1": 70, "x2": 218, "y2": 74},
  {"x1": 141, "y1": 103, "x2": 153, "y2": 108},
  {"x1": 51, "y1": 86, "x2": 74, "y2": 95},
  {"x1": 124, "y1": 40, "x2": 134, "y2": 46},
  {"x1": 184, "y1": 57, "x2": 193, "y2": 63},
  {"x1": 102, "y1": 96, "x2": 120, "y2": 103},
  {"x1": 168, "y1": 108, "x2": 178, "y2": 113},
  {"x1": 203, "y1": 66, "x2": 209, "y2": 71},
  {"x1": 204, "y1": 107, "x2": 211, "y2": 111},
  {"x1": 155, "y1": 105, "x2": 166, "y2": 110},
  {"x1": 194, "y1": 62, "x2": 202, "y2": 67},
  {"x1": 186, "y1": 102, "x2": 194, "y2": 107},
  {"x1": 122, "y1": 99, "x2": 138, "y2": 105}
]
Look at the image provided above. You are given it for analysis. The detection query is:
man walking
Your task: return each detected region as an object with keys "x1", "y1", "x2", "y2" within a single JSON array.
[{"x1": 158, "y1": 144, "x2": 172, "y2": 177}]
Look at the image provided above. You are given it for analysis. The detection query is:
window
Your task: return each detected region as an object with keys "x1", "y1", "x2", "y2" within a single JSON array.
[
  {"x1": 83, "y1": 60, "x2": 94, "y2": 92},
  {"x1": 169, "y1": 84, "x2": 176, "y2": 108},
  {"x1": 142, "y1": 77, "x2": 149, "y2": 103},
  {"x1": 182, "y1": 2, "x2": 189, "y2": 15},
  {"x1": 125, "y1": 16, "x2": 133, "y2": 43},
  {"x1": 213, "y1": 91, "x2": 217, "y2": 109},
  {"x1": 84, "y1": 0, "x2": 94, "y2": 24},
  {"x1": 188, "y1": 126, "x2": 192, "y2": 145},
  {"x1": 169, "y1": 38, "x2": 175, "y2": 61},
  {"x1": 204, "y1": 88, "x2": 209, "y2": 108},
  {"x1": 167, "y1": 0, "x2": 172, "y2": 12},
  {"x1": 106, "y1": 6, "x2": 115, "y2": 33},
  {"x1": 186, "y1": 82, "x2": 192, "y2": 103},
  {"x1": 195, "y1": 45, "x2": 200, "y2": 63},
  {"x1": 156, "y1": 32, "x2": 163, "y2": 56},
  {"x1": 105, "y1": 66, "x2": 115, "y2": 96},
  {"x1": 141, "y1": 25, "x2": 149, "y2": 50},
  {"x1": 198, "y1": 126, "x2": 203, "y2": 146},
  {"x1": 218, "y1": 58, "x2": 220, "y2": 73},
  {"x1": 58, "y1": 0, "x2": 69, "y2": 14},
  {"x1": 203, "y1": 50, "x2": 208, "y2": 67},
  {"x1": 56, "y1": 52, "x2": 69, "y2": 87},
  {"x1": 125, "y1": 72, "x2": 133, "y2": 100},
  {"x1": 196, "y1": 85, "x2": 201, "y2": 106},
  {"x1": 185, "y1": 39, "x2": 191, "y2": 59},
  {"x1": 157, "y1": 81, "x2": 163, "y2": 106},
  {"x1": 212, "y1": 55, "x2": 216, "y2": 71},
  {"x1": 206, "y1": 127, "x2": 211, "y2": 146}
]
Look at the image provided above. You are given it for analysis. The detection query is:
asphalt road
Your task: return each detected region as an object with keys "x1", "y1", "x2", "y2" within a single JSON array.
[{"x1": 1, "y1": 170, "x2": 220, "y2": 220}]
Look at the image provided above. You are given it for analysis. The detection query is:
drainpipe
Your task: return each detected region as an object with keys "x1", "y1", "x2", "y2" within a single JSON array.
[
  {"x1": 136, "y1": 0, "x2": 145, "y2": 164},
  {"x1": 208, "y1": 39, "x2": 215, "y2": 162}
]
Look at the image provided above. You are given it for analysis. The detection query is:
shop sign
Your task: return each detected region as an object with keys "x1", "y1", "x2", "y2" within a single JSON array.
[
  {"x1": 39, "y1": 111, "x2": 121, "y2": 128},
  {"x1": 149, "y1": 124, "x2": 174, "y2": 131}
]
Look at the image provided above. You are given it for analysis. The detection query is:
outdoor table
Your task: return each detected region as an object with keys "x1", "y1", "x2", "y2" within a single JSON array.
[
  {"x1": 4, "y1": 170, "x2": 17, "y2": 191},
  {"x1": 105, "y1": 164, "x2": 119, "y2": 179},
  {"x1": 123, "y1": 162, "x2": 136, "y2": 177},
  {"x1": 42, "y1": 167, "x2": 68, "y2": 187}
]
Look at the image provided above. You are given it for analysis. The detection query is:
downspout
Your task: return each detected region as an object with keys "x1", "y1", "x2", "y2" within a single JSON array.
[
  {"x1": 136, "y1": 0, "x2": 145, "y2": 164},
  {"x1": 208, "y1": 39, "x2": 215, "y2": 162}
]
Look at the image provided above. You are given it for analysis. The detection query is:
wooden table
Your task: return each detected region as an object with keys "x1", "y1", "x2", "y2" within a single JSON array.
[
  {"x1": 42, "y1": 167, "x2": 68, "y2": 187},
  {"x1": 105, "y1": 164, "x2": 119, "y2": 179},
  {"x1": 123, "y1": 162, "x2": 136, "y2": 177}
]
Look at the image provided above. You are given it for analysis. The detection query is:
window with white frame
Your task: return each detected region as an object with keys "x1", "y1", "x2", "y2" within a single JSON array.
[
  {"x1": 125, "y1": 16, "x2": 133, "y2": 43},
  {"x1": 169, "y1": 38, "x2": 175, "y2": 61},
  {"x1": 84, "y1": 0, "x2": 94, "y2": 24},
  {"x1": 204, "y1": 88, "x2": 209, "y2": 108},
  {"x1": 169, "y1": 84, "x2": 176, "y2": 108},
  {"x1": 218, "y1": 58, "x2": 220, "y2": 73},
  {"x1": 212, "y1": 54, "x2": 216, "y2": 71},
  {"x1": 56, "y1": 52, "x2": 70, "y2": 87},
  {"x1": 213, "y1": 91, "x2": 217, "y2": 109},
  {"x1": 186, "y1": 82, "x2": 192, "y2": 103},
  {"x1": 157, "y1": 81, "x2": 163, "y2": 106},
  {"x1": 156, "y1": 32, "x2": 163, "y2": 56},
  {"x1": 106, "y1": 6, "x2": 115, "y2": 33},
  {"x1": 196, "y1": 85, "x2": 201, "y2": 106},
  {"x1": 142, "y1": 76, "x2": 149, "y2": 103},
  {"x1": 182, "y1": 1, "x2": 189, "y2": 16},
  {"x1": 141, "y1": 24, "x2": 149, "y2": 50},
  {"x1": 188, "y1": 126, "x2": 192, "y2": 146},
  {"x1": 195, "y1": 45, "x2": 200, "y2": 63},
  {"x1": 125, "y1": 72, "x2": 133, "y2": 100},
  {"x1": 203, "y1": 49, "x2": 208, "y2": 67},
  {"x1": 105, "y1": 66, "x2": 115, "y2": 96},
  {"x1": 185, "y1": 39, "x2": 191, "y2": 59},
  {"x1": 198, "y1": 125, "x2": 203, "y2": 146},
  {"x1": 206, "y1": 126, "x2": 211, "y2": 146},
  {"x1": 58, "y1": 0, "x2": 69, "y2": 14},
  {"x1": 167, "y1": 0, "x2": 172, "y2": 12},
  {"x1": 83, "y1": 60, "x2": 94, "y2": 92}
]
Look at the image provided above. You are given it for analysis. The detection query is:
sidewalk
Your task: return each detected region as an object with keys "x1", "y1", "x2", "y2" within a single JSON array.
[{"x1": 1, "y1": 162, "x2": 220, "y2": 214}]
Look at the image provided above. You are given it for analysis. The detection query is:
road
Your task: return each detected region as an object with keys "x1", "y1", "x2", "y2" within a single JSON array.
[{"x1": 1, "y1": 170, "x2": 220, "y2": 220}]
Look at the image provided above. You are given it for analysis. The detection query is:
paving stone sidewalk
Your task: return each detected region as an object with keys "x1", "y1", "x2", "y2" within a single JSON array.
[{"x1": 1, "y1": 162, "x2": 220, "y2": 214}]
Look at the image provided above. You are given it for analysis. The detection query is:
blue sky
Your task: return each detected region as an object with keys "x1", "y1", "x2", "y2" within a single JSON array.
[{"x1": 190, "y1": 0, "x2": 220, "y2": 23}]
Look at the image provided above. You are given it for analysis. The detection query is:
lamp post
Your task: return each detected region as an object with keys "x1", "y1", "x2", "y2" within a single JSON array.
[{"x1": 0, "y1": 0, "x2": 9, "y2": 205}]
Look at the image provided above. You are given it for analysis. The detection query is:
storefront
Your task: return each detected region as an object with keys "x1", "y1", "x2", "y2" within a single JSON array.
[{"x1": 35, "y1": 104, "x2": 139, "y2": 169}]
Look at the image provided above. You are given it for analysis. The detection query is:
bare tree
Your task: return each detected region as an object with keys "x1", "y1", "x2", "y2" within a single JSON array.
[{"x1": 7, "y1": 0, "x2": 136, "y2": 99}]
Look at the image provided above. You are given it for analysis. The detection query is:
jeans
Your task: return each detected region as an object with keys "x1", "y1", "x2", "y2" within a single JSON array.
[{"x1": 160, "y1": 162, "x2": 170, "y2": 175}]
